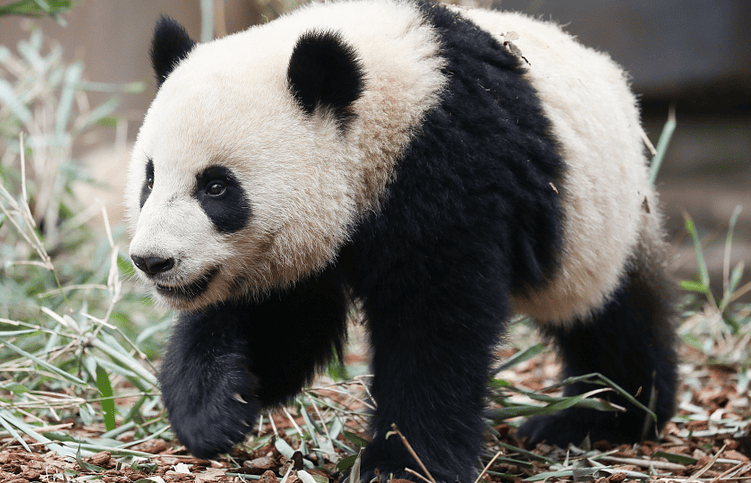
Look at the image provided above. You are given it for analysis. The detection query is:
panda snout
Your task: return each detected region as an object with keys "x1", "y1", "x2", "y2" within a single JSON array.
[{"x1": 131, "y1": 255, "x2": 175, "y2": 276}]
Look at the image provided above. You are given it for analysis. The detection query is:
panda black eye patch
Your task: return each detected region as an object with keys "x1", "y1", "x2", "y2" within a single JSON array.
[
  {"x1": 139, "y1": 159, "x2": 155, "y2": 209},
  {"x1": 193, "y1": 165, "x2": 251, "y2": 233}
]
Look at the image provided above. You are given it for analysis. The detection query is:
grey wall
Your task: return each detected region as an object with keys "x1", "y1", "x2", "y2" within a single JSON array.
[{"x1": 495, "y1": 0, "x2": 750, "y2": 94}]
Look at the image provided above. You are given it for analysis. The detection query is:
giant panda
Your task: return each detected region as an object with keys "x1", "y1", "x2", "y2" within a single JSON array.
[{"x1": 126, "y1": 1, "x2": 679, "y2": 481}]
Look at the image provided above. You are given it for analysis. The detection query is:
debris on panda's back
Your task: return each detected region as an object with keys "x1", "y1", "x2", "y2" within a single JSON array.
[{"x1": 500, "y1": 31, "x2": 530, "y2": 66}]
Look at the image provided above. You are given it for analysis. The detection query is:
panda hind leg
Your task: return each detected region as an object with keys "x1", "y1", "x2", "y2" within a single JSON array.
[{"x1": 517, "y1": 247, "x2": 679, "y2": 447}]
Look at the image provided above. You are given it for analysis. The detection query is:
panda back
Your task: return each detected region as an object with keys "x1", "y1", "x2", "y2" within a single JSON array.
[{"x1": 456, "y1": 8, "x2": 659, "y2": 323}]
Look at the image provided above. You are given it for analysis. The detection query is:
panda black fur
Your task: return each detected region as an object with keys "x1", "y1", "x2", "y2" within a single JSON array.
[{"x1": 127, "y1": 1, "x2": 678, "y2": 481}]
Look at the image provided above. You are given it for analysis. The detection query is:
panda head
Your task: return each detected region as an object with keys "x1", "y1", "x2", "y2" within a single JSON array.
[{"x1": 126, "y1": 17, "x2": 365, "y2": 310}]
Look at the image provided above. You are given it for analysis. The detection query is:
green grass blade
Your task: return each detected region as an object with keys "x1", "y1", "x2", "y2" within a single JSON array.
[
  {"x1": 275, "y1": 437, "x2": 296, "y2": 459},
  {"x1": 61, "y1": 441, "x2": 153, "y2": 457},
  {"x1": 1, "y1": 338, "x2": 87, "y2": 386},
  {"x1": 117, "y1": 253, "x2": 136, "y2": 278},
  {"x1": 74, "y1": 96, "x2": 119, "y2": 133},
  {"x1": 683, "y1": 214, "x2": 715, "y2": 306},
  {"x1": 342, "y1": 430, "x2": 370, "y2": 449},
  {"x1": 91, "y1": 335, "x2": 158, "y2": 387},
  {"x1": 0, "y1": 408, "x2": 75, "y2": 457},
  {"x1": 500, "y1": 372, "x2": 658, "y2": 422},
  {"x1": 493, "y1": 342, "x2": 546, "y2": 374},
  {"x1": 680, "y1": 279, "x2": 711, "y2": 296},
  {"x1": 90, "y1": 356, "x2": 150, "y2": 392},
  {"x1": 200, "y1": 0, "x2": 214, "y2": 42},
  {"x1": 0, "y1": 0, "x2": 72, "y2": 17},
  {"x1": 96, "y1": 364, "x2": 117, "y2": 431},
  {"x1": 524, "y1": 469, "x2": 575, "y2": 481},
  {"x1": 0, "y1": 410, "x2": 33, "y2": 452},
  {"x1": 76, "y1": 444, "x2": 107, "y2": 472},
  {"x1": 728, "y1": 263, "x2": 745, "y2": 300},
  {"x1": 648, "y1": 106, "x2": 676, "y2": 184},
  {"x1": 496, "y1": 441, "x2": 554, "y2": 463},
  {"x1": 719, "y1": 206, "x2": 743, "y2": 311},
  {"x1": 349, "y1": 449, "x2": 363, "y2": 483},
  {"x1": 53, "y1": 61, "x2": 82, "y2": 149},
  {"x1": 653, "y1": 451, "x2": 698, "y2": 464},
  {"x1": 0, "y1": 78, "x2": 33, "y2": 124},
  {"x1": 489, "y1": 389, "x2": 622, "y2": 420},
  {"x1": 77, "y1": 80, "x2": 146, "y2": 93},
  {"x1": 0, "y1": 329, "x2": 41, "y2": 337}
]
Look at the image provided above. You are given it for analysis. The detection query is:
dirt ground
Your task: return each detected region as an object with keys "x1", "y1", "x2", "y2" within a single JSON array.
[{"x1": 1, "y1": 340, "x2": 749, "y2": 483}]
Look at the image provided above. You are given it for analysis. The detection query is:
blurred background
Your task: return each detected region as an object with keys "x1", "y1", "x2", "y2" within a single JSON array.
[{"x1": 1, "y1": 0, "x2": 749, "y2": 299}]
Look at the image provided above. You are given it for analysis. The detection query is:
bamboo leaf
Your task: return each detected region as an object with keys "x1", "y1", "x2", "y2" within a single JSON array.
[
  {"x1": 493, "y1": 342, "x2": 546, "y2": 374},
  {"x1": 0, "y1": 408, "x2": 75, "y2": 457},
  {"x1": 0, "y1": 78, "x2": 33, "y2": 124},
  {"x1": 96, "y1": 365, "x2": 117, "y2": 431},
  {"x1": 653, "y1": 451, "x2": 698, "y2": 464},
  {"x1": 648, "y1": 106, "x2": 676, "y2": 184},
  {"x1": 76, "y1": 444, "x2": 107, "y2": 472},
  {"x1": 0, "y1": 0, "x2": 73, "y2": 17},
  {"x1": 275, "y1": 437, "x2": 296, "y2": 458},
  {"x1": 77, "y1": 80, "x2": 146, "y2": 93},
  {"x1": 91, "y1": 335, "x2": 158, "y2": 387},
  {"x1": 342, "y1": 430, "x2": 370, "y2": 448},
  {"x1": 683, "y1": 214, "x2": 713, "y2": 305},
  {"x1": 54, "y1": 61, "x2": 83, "y2": 149},
  {"x1": 80, "y1": 403, "x2": 95, "y2": 425},
  {"x1": 1, "y1": 338, "x2": 87, "y2": 386},
  {"x1": 74, "y1": 96, "x2": 119, "y2": 133},
  {"x1": 0, "y1": 410, "x2": 33, "y2": 452},
  {"x1": 680, "y1": 280, "x2": 711, "y2": 295}
]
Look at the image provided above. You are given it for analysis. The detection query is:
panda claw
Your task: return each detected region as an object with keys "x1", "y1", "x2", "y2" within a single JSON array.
[{"x1": 233, "y1": 392, "x2": 248, "y2": 404}]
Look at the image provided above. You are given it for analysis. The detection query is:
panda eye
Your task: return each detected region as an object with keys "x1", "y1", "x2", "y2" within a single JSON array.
[
  {"x1": 140, "y1": 159, "x2": 155, "y2": 208},
  {"x1": 206, "y1": 181, "x2": 226, "y2": 197}
]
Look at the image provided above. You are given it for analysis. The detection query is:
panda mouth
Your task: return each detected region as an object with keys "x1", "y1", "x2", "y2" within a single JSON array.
[{"x1": 156, "y1": 267, "x2": 219, "y2": 300}]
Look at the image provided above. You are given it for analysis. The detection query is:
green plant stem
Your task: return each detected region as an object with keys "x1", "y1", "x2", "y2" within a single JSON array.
[{"x1": 648, "y1": 105, "x2": 676, "y2": 184}]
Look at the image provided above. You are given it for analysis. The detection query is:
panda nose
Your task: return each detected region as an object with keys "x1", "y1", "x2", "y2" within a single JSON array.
[{"x1": 131, "y1": 255, "x2": 175, "y2": 276}]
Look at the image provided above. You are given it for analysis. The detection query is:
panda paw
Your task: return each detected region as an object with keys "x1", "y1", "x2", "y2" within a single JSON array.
[
  {"x1": 160, "y1": 354, "x2": 260, "y2": 459},
  {"x1": 517, "y1": 408, "x2": 643, "y2": 448},
  {"x1": 354, "y1": 459, "x2": 469, "y2": 483},
  {"x1": 354, "y1": 466, "x2": 411, "y2": 483},
  {"x1": 352, "y1": 466, "x2": 443, "y2": 483}
]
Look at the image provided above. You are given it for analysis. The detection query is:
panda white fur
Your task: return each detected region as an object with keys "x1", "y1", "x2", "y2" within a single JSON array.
[{"x1": 127, "y1": 1, "x2": 678, "y2": 481}]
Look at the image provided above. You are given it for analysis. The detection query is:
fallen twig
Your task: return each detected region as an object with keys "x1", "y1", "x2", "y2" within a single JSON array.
[{"x1": 389, "y1": 423, "x2": 436, "y2": 483}]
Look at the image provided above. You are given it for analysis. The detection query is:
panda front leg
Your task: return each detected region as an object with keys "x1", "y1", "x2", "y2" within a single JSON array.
[
  {"x1": 158, "y1": 303, "x2": 261, "y2": 459},
  {"x1": 517, "y1": 252, "x2": 679, "y2": 446},
  {"x1": 349, "y1": 254, "x2": 508, "y2": 483},
  {"x1": 159, "y1": 267, "x2": 348, "y2": 459}
]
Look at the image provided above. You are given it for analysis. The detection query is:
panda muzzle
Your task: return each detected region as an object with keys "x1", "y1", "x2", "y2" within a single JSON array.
[
  {"x1": 131, "y1": 255, "x2": 175, "y2": 276},
  {"x1": 154, "y1": 267, "x2": 220, "y2": 300}
]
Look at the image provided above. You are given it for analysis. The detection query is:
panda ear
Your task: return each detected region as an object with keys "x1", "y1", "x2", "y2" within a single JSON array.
[
  {"x1": 150, "y1": 16, "x2": 195, "y2": 88},
  {"x1": 287, "y1": 30, "x2": 365, "y2": 125}
]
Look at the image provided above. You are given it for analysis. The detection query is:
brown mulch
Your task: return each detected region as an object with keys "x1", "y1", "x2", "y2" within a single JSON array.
[{"x1": 1, "y1": 343, "x2": 750, "y2": 482}]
